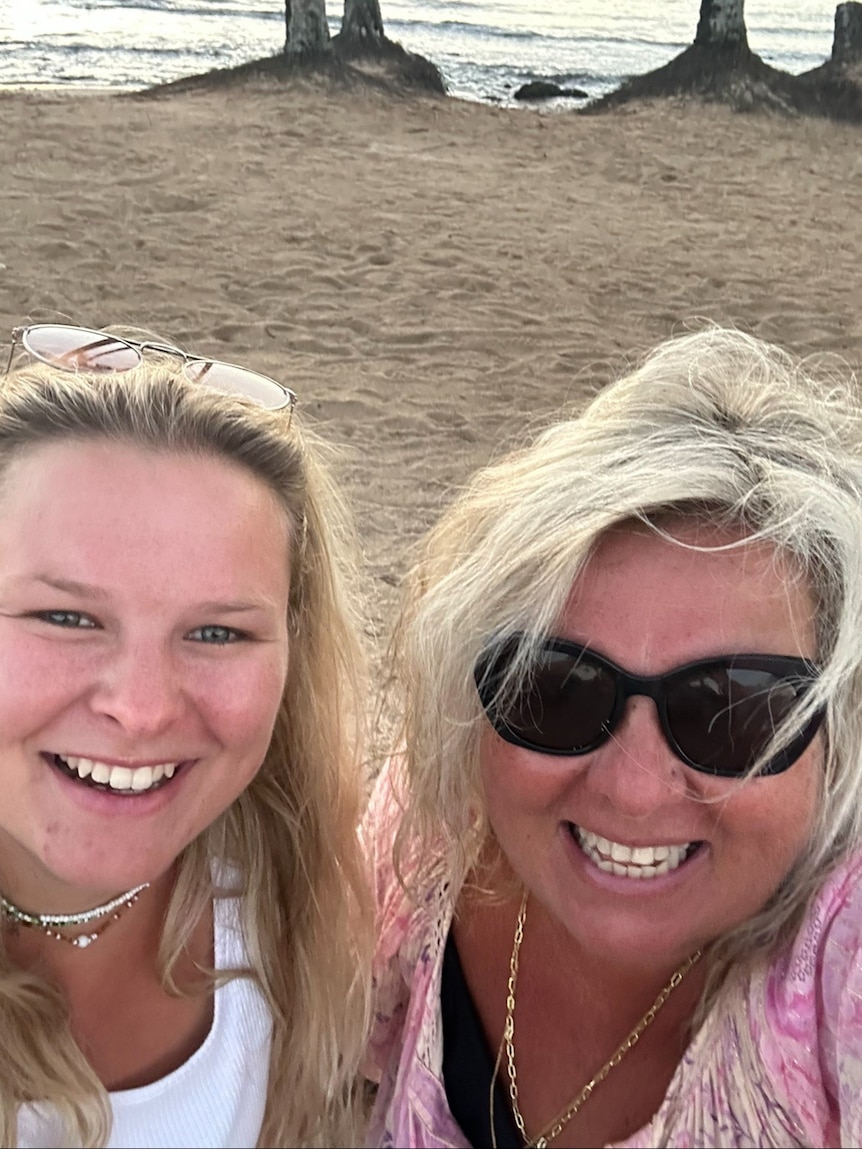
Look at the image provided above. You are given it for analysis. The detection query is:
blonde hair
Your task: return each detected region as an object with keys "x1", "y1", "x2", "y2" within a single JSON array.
[
  {"x1": 392, "y1": 326, "x2": 862, "y2": 1004},
  {"x1": 0, "y1": 359, "x2": 372, "y2": 1146}
]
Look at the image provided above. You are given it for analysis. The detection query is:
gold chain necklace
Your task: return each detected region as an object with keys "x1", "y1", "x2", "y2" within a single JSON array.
[{"x1": 489, "y1": 892, "x2": 701, "y2": 1149}]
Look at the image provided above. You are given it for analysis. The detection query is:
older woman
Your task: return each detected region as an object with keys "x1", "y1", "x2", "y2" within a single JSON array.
[
  {"x1": 0, "y1": 323, "x2": 371, "y2": 1147},
  {"x1": 364, "y1": 328, "x2": 862, "y2": 1148}
]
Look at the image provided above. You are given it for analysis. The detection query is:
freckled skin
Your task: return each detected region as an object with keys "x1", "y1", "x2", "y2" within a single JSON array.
[
  {"x1": 480, "y1": 524, "x2": 822, "y2": 970},
  {"x1": 0, "y1": 440, "x2": 292, "y2": 911}
]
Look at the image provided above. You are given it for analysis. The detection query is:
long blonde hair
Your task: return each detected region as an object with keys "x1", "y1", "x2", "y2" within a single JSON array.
[
  {"x1": 0, "y1": 359, "x2": 372, "y2": 1146},
  {"x1": 392, "y1": 326, "x2": 862, "y2": 1003}
]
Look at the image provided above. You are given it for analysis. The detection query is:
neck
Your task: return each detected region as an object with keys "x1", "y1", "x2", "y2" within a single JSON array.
[
  {"x1": 476, "y1": 850, "x2": 705, "y2": 995},
  {"x1": 1, "y1": 867, "x2": 178, "y2": 990},
  {"x1": 524, "y1": 894, "x2": 707, "y2": 1020}
]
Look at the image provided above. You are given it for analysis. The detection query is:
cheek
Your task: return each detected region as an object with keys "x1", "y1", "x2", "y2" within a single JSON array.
[
  {"x1": 198, "y1": 655, "x2": 288, "y2": 759},
  {"x1": 0, "y1": 635, "x2": 93, "y2": 718},
  {"x1": 480, "y1": 734, "x2": 581, "y2": 826},
  {"x1": 717, "y1": 745, "x2": 821, "y2": 872}
]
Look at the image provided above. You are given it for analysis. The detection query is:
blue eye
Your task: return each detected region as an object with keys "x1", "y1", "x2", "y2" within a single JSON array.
[
  {"x1": 188, "y1": 625, "x2": 242, "y2": 645},
  {"x1": 37, "y1": 611, "x2": 97, "y2": 629}
]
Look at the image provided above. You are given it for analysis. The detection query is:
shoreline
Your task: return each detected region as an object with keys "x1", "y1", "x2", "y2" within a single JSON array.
[{"x1": 0, "y1": 80, "x2": 572, "y2": 114}]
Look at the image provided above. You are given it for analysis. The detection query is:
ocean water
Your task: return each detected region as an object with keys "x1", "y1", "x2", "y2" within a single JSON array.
[{"x1": 0, "y1": 0, "x2": 840, "y2": 106}]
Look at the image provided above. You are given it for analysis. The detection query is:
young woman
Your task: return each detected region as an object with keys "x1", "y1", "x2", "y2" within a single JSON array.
[{"x1": 0, "y1": 323, "x2": 371, "y2": 1147}]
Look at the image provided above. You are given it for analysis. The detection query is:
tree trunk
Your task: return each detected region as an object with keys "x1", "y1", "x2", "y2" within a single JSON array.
[
  {"x1": 694, "y1": 0, "x2": 749, "y2": 48},
  {"x1": 341, "y1": 0, "x2": 385, "y2": 46},
  {"x1": 285, "y1": 0, "x2": 330, "y2": 57},
  {"x1": 832, "y1": 2, "x2": 862, "y2": 63},
  {"x1": 588, "y1": 0, "x2": 862, "y2": 123}
]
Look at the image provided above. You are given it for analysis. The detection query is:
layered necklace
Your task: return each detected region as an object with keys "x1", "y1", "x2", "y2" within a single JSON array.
[
  {"x1": 1, "y1": 883, "x2": 151, "y2": 949},
  {"x1": 490, "y1": 893, "x2": 702, "y2": 1149}
]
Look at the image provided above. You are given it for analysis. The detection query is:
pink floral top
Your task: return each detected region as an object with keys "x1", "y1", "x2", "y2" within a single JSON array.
[{"x1": 363, "y1": 762, "x2": 862, "y2": 1148}]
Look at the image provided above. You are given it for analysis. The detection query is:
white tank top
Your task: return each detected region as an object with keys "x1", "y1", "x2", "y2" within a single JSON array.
[{"x1": 18, "y1": 891, "x2": 273, "y2": 1148}]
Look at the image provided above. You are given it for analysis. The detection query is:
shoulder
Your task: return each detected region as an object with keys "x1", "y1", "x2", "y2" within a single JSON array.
[
  {"x1": 362, "y1": 756, "x2": 455, "y2": 973},
  {"x1": 361, "y1": 758, "x2": 455, "y2": 1089},
  {"x1": 783, "y1": 847, "x2": 862, "y2": 993},
  {"x1": 361, "y1": 756, "x2": 415, "y2": 949},
  {"x1": 764, "y1": 848, "x2": 862, "y2": 1019},
  {"x1": 759, "y1": 849, "x2": 862, "y2": 1142},
  {"x1": 811, "y1": 849, "x2": 862, "y2": 1136},
  {"x1": 657, "y1": 853, "x2": 862, "y2": 1147}
]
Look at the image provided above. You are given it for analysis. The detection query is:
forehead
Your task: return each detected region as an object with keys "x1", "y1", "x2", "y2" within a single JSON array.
[
  {"x1": 0, "y1": 439, "x2": 291, "y2": 596},
  {"x1": 562, "y1": 521, "x2": 817, "y2": 667}
]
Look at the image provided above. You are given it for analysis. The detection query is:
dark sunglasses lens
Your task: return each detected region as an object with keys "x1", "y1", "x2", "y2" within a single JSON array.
[
  {"x1": 484, "y1": 645, "x2": 617, "y2": 752},
  {"x1": 23, "y1": 326, "x2": 140, "y2": 373},
  {"x1": 183, "y1": 359, "x2": 293, "y2": 411},
  {"x1": 665, "y1": 666, "x2": 808, "y2": 775}
]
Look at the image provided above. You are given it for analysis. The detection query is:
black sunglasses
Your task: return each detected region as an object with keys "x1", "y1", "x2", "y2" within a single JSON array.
[
  {"x1": 474, "y1": 635, "x2": 824, "y2": 778},
  {"x1": 5, "y1": 324, "x2": 296, "y2": 413}
]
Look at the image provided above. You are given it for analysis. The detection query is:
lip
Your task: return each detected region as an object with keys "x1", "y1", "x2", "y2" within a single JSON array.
[
  {"x1": 562, "y1": 822, "x2": 708, "y2": 895},
  {"x1": 41, "y1": 751, "x2": 197, "y2": 815},
  {"x1": 574, "y1": 822, "x2": 700, "y2": 852},
  {"x1": 52, "y1": 752, "x2": 185, "y2": 769}
]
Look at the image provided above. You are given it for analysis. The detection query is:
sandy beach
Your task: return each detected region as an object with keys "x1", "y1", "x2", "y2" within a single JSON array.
[{"x1": 1, "y1": 77, "x2": 861, "y2": 700}]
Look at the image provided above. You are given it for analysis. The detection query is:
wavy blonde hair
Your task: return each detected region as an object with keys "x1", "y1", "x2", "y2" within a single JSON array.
[
  {"x1": 392, "y1": 325, "x2": 862, "y2": 1008},
  {"x1": 0, "y1": 358, "x2": 372, "y2": 1146}
]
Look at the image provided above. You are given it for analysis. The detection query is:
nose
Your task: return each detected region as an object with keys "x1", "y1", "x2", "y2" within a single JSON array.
[
  {"x1": 90, "y1": 642, "x2": 186, "y2": 738},
  {"x1": 582, "y1": 696, "x2": 687, "y2": 816}
]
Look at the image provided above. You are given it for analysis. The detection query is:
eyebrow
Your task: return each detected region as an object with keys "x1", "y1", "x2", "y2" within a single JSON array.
[
  {"x1": 194, "y1": 600, "x2": 280, "y2": 615},
  {"x1": 32, "y1": 575, "x2": 110, "y2": 600},
  {"x1": 30, "y1": 576, "x2": 280, "y2": 615}
]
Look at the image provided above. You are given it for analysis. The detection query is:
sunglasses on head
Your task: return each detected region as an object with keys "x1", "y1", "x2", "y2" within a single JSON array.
[
  {"x1": 474, "y1": 635, "x2": 824, "y2": 778},
  {"x1": 5, "y1": 324, "x2": 296, "y2": 413}
]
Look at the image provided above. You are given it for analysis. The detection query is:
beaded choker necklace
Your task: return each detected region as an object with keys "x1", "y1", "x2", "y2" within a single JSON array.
[{"x1": 1, "y1": 883, "x2": 151, "y2": 948}]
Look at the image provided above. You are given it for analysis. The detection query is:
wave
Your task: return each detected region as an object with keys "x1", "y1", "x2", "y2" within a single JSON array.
[
  {"x1": 387, "y1": 19, "x2": 595, "y2": 45},
  {"x1": 390, "y1": 20, "x2": 544, "y2": 41},
  {"x1": 385, "y1": 18, "x2": 687, "y2": 52},
  {"x1": 62, "y1": 0, "x2": 279, "y2": 19},
  {"x1": 10, "y1": 41, "x2": 220, "y2": 59}
]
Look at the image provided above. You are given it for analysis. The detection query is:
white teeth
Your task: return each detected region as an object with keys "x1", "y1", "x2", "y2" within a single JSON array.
[
  {"x1": 109, "y1": 767, "x2": 132, "y2": 790},
  {"x1": 92, "y1": 762, "x2": 111, "y2": 784},
  {"x1": 66, "y1": 756, "x2": 94, "y2": 779},
  {"x1": 575, "y1": 827, "x2": 694, "y2": 879},
  {"x1": 55, "y1": 756, "x2": 179, "y2": 794},
  {"x1": 631, "y1": 847, "x2": 655, "y2": 865}
]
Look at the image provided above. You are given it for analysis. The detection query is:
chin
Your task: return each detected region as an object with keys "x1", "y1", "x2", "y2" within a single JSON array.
[{"x1": 37, "y1": 852, "x2": 173, "y2": 902}]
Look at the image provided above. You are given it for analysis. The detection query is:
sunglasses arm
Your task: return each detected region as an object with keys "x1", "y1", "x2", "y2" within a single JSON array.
[{"x1": 2, "y1": 329, "x2": 23, "y2": 378}]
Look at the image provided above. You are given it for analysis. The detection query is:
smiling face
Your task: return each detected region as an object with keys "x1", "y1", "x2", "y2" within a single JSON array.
[
  {"x1": 479, "y1": 523, "x2": 822, "y2": 970},
  {"x1": 0, "y1": 439, "x2": 292, "y2": 908}
]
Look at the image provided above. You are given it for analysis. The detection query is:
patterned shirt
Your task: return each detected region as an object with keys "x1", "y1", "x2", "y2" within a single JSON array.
[{"x1": 363, "y1": 761, "x2": 862, "y2": 1148}]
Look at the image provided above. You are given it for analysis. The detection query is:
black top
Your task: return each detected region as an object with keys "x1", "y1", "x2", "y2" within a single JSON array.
[{"x1": 441, "y1": 929, "x2": 524, "y2": 1148}]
